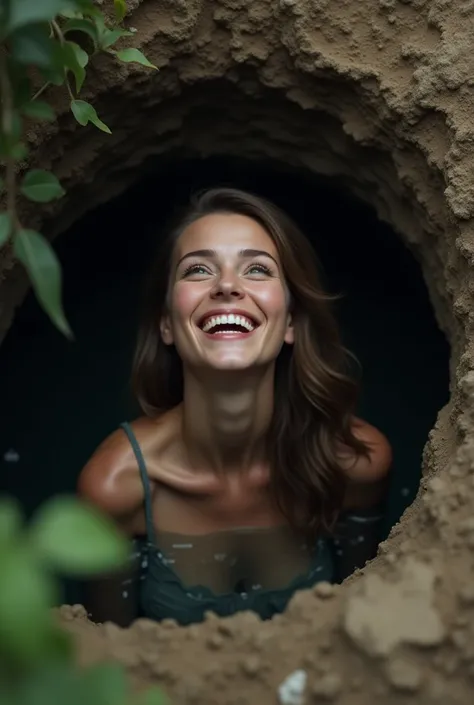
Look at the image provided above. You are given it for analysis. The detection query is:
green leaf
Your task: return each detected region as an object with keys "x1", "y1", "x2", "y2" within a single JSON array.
[
  {"x1": 10, "y1": 142, "x2": 29, "y2": 160},
  {"x1": 0, "y1": 127, "x2": 29, "y2": 161},
  {"x1": 1, "y1": 112, "x2": 26, "y2": 160},
  {"x1": 75, "y1": 0, "x2": 101, "y2": 17},
  {"x1": 70, "y1": 99, "x2": 111, "y2": 133},
  {"x1": 12, "y1": 663, "x2": 78, "y2": 705},
  {"x1": 114, "y1": 0, "x2": 127, "y2": 23},
  {"x1": 31, "y1": 496, "x2": 128, "y2": 575},
  {"x1": 115, "y1": 48, "x2": 157, "y2": 69},
  {"x1": 10, "y1": 24, "x2": 60, "y2": 69},
  {"x1": 0, "y1": 213, "x2": 12, "y2": 247},
  {"x1": 21, "y1": 169, "x2": 65, "y2": 203},
  {"x1": 63, "y1": 17, "x2": 99, "y2": 46},
  {"x1": 41, "y1": 623, "x2": 75, "y2": 661},
  {"x1": 5, "y1": 0, "x2": 78, "y2": 34},
  {"x1": 0, "y1": 497, "x2": 23, "y2": 544},
  {"x1": 60, "y1": 8, "x2": 83, "y2": 19},
  {"x1": 13, "y1": 229, "x2": 73, "y2": 338},
  {"x1": 62, "y1": 40, "x2": 87, "y2": 92},
  {"x1": 70, "y1": 40, "x2": 89, "y2": 67},
  {"x1": 100, "y1": 27, "x2": 133, "y2": 50},
  {"x1": 0, "y1": 133, "x2": 12, "y2": 160},
  {"x1": 22, "y1": 100, "x2": 56, "y2": 121},
  {"x1": 7, "y1": 59, "x2": 32, "y2": 108},
  {"x1": 4, "y1": 110, "x2": 22, "y2": 141},
  {"x1": 82, "y1": 663, "x2": 129, "y2": 705},
  {"x1": 14, "y1": 660, "x2": 126, "y2": 705},
  {"x1": 91, "y1": 10, "x2": 107, "y2": 38},
  {"x1": 136, "y1": 687, "x2": 168, "y2": 705},
  {"x1": 41, "y1": 65, "x2": 66, "y2": 86},
  {"x1": 0, "y1": 545, "x2": 57, "y2": 662}
]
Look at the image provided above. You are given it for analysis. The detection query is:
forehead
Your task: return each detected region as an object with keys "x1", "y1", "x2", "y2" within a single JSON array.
[{"x1": 174, "y1": 213, "x2": 279, "y2": 258}]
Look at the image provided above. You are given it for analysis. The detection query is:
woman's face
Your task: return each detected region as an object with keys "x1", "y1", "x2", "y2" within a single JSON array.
[{"x1": 160, "y1": 213, "x2": 294, "y2": 372}]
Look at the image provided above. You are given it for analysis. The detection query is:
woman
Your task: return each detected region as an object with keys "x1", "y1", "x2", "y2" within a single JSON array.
[{"x1": 78, "y1": 187, "x2": 392, "y2": 626}]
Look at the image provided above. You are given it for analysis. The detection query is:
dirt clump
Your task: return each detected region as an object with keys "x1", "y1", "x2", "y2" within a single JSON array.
[{"x1": 343, "y1": 559, "x2": 446, "y2": 657}]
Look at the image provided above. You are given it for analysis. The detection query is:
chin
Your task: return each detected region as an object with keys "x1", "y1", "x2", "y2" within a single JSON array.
[
  {"x1": 202, "y1": 349, "x2": 267, "y2": 369},
  {"x1": 205, "y1": 354, "x2": 277, "y2": 373},
  {"x1": 209, "y1": 358, "x2": 254, "y2": 371}
]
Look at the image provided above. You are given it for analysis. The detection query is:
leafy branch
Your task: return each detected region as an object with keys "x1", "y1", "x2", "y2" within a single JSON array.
[
  {"x1": 0, "y1": 0, "x2": 157, "y2": 337},
  {"x1": 0, "y1": 495, "x2": 166, "y2": 704},
  {"x1": 0, "y1": 4, "x2": 164, "y2": 700}
]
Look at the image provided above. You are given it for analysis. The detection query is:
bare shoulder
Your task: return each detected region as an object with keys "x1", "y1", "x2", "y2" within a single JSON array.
[
  {"x1": 339, "y1": 417, "x2": 393, "y2": 510},
  {"x1": 77, "y1": 416, "x2": 165, "y2": 521},
  {"x1": 340, "y1": 417, "x2": 393, "y2": 482}
]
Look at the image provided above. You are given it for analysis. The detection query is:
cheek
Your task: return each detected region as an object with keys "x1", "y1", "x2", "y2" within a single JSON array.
[
  {"x1": 170, "y1": 284, "x2": 203, "y2": 322},
  {"x1": 252, "y1": 284, "x2": 289, "y2": 317},
  {"x1": 171, "y1": 286, "x2": 192, "y2": 314}
]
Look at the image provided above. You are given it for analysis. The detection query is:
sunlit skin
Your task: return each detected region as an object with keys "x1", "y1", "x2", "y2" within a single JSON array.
[
  {"x1": 162, "y1": 213, "x2": 294, "y2": 370},
  {"x1": 160, "y1": 213, "x2": 294, "y2": 476},
  {"x1": 79, "y1": 213, "x2": 392, "y2": 539}
]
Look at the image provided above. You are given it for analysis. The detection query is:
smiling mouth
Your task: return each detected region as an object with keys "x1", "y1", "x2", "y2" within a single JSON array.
[{"x1": 199, "y1": 313, "x2": 258, "y2": 336}]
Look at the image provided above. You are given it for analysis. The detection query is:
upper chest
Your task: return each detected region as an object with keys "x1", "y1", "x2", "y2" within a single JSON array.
[{"x1": 147, "y1": 461, "x2": 282, "y2": 533}]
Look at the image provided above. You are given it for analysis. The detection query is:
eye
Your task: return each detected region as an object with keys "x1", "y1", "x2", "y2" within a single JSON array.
[
  {"x1": 245, "y1": 262, "x2": 273, "y2": 276},
  {"x1": 182, "y1": 263, "x2": 211, "y2": 277}
]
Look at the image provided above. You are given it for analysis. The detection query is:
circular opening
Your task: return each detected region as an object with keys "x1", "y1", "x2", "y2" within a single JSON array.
[{"x1": 0, "y1": 155, "x2": 450, "y2": 605}]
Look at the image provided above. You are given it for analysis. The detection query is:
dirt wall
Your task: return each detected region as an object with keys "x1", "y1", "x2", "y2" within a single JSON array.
[{"x1": 3, "y1": 0, "x2": 474, "y2": 702}]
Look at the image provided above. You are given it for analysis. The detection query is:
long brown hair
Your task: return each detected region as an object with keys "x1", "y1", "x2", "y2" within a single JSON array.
[{"x1": 132, "y1": 188, "x2": 369, "y2": 537}]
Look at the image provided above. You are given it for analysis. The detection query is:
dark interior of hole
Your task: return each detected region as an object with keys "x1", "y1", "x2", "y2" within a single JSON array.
[{"x1": 0, "y1": 155, "x2": 450, "y2": 604}]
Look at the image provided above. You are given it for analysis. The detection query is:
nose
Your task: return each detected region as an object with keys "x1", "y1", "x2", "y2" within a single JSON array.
[{"x1": 210, "y1": 267, "x2": 244, "y2": 300}]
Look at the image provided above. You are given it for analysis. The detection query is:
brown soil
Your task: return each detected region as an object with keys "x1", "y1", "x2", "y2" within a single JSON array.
[{"x1": 2, "y1": 0, "x2": 474, "y2": 702}]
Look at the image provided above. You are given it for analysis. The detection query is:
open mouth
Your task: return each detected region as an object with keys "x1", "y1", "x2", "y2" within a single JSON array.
[{"x1": 199, "y1": 313, "x2": 259, "y2": 335}]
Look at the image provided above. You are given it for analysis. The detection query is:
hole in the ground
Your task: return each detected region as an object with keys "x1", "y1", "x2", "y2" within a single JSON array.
[{"x1": 0, "y1": 155, "x2": 450, "y2": 609}]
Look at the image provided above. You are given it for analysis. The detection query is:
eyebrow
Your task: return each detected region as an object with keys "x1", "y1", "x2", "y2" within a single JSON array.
[{"x1": 176, "y1": 248, "x2": 279, "y2": 267}]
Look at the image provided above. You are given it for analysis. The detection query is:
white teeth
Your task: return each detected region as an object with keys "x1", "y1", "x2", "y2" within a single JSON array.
[{"x1": 201, "y1": 314, "x2": 255, "y2": 333}]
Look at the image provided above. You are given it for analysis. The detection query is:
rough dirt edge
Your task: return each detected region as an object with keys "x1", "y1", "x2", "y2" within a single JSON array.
[{"x1": 2, "y1": 0, "x2": 474, "y2": 702}]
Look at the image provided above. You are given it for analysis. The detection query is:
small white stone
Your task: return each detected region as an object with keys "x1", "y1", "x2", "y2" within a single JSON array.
[
  {"x1": 3, "y1": 449, "x2": 19, "y2": 462},
  {"x1": 278, "y1": 669, "x2": 307, "y2": 705}
]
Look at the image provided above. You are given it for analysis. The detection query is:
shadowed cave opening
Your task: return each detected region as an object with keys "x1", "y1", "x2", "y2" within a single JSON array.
[{"x1": 0, "y1": 155, "x2": 449, "y2": 605}]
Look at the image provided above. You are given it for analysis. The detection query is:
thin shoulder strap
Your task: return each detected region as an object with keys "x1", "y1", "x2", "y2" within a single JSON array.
[{"x1": 120, "y1": 422, "x2": 156, "y2": 543}]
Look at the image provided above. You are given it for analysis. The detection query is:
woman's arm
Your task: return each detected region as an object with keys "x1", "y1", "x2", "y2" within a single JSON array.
[
  {"x1": 339, "y1": 417, "x2": 392, "y2": 509},
  {"x1": 77, "y1": 431, "x2": 147, "y2": 625},
  {"x1": 331, "y1": 418, "x2": 392, "y2": 582}
]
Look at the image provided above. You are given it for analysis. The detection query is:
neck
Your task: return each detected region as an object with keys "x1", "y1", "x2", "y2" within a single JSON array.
[{"x1": 181, "y1": 366, "x2": 275, "y2": 474}]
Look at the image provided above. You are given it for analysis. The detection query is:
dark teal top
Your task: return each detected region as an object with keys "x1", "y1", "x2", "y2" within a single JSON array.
[{"x1": 121, "y1": 421, "x2": 335, "y2": 625}]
